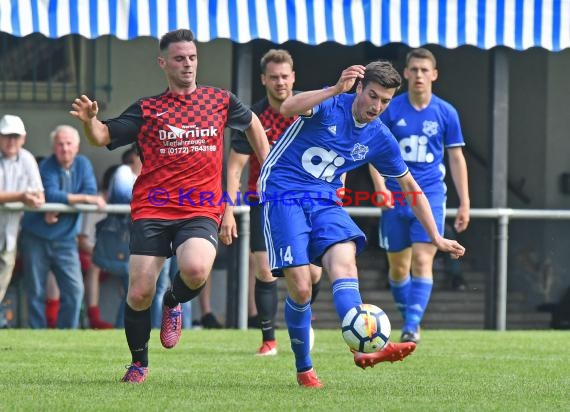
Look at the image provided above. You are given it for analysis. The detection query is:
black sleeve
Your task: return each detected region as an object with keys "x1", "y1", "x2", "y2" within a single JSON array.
[
  {"x1": 103, "y1": 102, "x2": 145, "y2": 150},
  {"x1": 226, "y1": 92, "x2": 253, "y2": 133},
  {"x1": 230, "y1": 129, "x2": 254, "y2": 155},
  {"x1": 229, "y1": 97, "x2": 268, "y2": 154}
]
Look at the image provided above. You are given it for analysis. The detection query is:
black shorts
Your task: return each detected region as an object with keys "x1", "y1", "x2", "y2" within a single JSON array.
[
  {"x1": 130, "y1": 217, "x2": 219, "y2": 257},
  {"x1": 250, "y1": 203, "x2": 266, "y2": 253}
]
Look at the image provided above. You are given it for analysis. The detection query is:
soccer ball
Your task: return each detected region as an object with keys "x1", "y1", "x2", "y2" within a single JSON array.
[{"x1": 341, "y1": 304, "x2": 391, "y2": 353}]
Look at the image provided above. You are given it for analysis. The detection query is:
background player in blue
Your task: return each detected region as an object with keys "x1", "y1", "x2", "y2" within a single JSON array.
[
  {"x1": 369, "y1": 48, "x2": 470, "y2": 344},
  {"x1": 259, "y1": 61, "x2": 465, "y2": 388}
]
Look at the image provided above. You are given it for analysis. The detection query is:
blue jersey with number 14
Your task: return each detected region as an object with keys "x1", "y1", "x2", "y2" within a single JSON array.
[{"x1": 259, "y1": 93, "x2": 408, "y2": 202}]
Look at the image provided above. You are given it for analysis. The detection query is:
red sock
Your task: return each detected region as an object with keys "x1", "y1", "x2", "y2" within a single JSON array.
[
  {"x1": 88, "y1": 306, "x2": 113, "y2": 329},
  {"x1": 45, "y1": 299, "x2": 60, "y2": 328},
  {"x1": 88, "y1": 305, "x2": 101, "y2": 322}
]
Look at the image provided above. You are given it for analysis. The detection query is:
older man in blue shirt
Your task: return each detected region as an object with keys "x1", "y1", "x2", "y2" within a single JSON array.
[{"x1": 20, "y1": 125, "x2": 106, "y2": 328}]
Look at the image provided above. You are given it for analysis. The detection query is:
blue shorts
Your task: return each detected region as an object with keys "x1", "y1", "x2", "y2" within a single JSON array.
[
  {"x1": 263, "y1": 199, "x2": 367, "y2": 276},
  {"x1": 379, "y1": 190, "x2": 446, "y2": 252}
]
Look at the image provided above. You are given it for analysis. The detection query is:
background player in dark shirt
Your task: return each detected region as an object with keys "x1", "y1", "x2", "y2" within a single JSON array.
[
  {"x1": 71, "y1": 28, "x2": 269, "y2": 383},
  {"x1": 223, "y1": 49, "x2": 322, "y2": 356}
]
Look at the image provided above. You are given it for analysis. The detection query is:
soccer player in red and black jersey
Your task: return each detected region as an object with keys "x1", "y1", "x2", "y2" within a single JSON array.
[
  {"x1": 71, "y1": 28, "x2": 269, "y2": 383},
  {"x1": 222, "y1": 49, "x2": 322, "y2": 361}
]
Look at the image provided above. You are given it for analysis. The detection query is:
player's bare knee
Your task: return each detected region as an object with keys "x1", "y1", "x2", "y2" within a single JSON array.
[
  {"x1": 178, "y1": 261, "x2": 210, "y2": 279},
  {"x1": 127, "y1": 287, "x2": 153, "y2": 309},
  {"x1": 178, "y1": 270, "x2": 208, "y2": 289},
  {"x1": 411, "y1": 254, "x2": 435, "y2": 274},
  {"x1": 309, "y1": 266, "x2": 323, "y2": 283},
  {"x1": 389, "y1": 265, "x2": 409, "y2": 280},
  {"x1": 289, "y1": 284, "x2": 312, "y2": 304}
]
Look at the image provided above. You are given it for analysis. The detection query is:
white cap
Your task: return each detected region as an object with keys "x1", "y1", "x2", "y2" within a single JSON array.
[{"x1": 0, "y1": 114, "x2": 26, "y2": 136}]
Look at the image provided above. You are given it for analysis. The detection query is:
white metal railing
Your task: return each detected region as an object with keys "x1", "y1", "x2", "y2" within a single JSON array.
[
  {"x1": 344, "y1": 207, "x2": 570, "y2": 331},
  {"x1": 3, "y1": 202, "x2": 570, "y2": 330}
]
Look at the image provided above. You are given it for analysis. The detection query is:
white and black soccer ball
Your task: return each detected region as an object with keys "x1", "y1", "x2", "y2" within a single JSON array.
[{"x1": 341, "y1": 304, "x2": 391, "y2": 353}]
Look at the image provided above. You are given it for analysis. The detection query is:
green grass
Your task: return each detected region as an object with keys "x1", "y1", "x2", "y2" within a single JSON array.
[{"x1": 0, "y1": 329, "x2": 568, "y2": 411}]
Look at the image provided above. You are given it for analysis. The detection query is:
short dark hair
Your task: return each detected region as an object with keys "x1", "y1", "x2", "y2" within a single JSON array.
[
  {"x1": 260, "y1": 49, "x2": 294, "y2": 73},
  {"x1": 361, "y1": 60, "x2": 401, "y2": 91},
  {"x1": 405, "y1": 48, "x2": 437, "y2": 68},
  {"x1": 121, "y1": 144, "x2": 139, "y2": 165},
  {"x1": 101, "y1": 164, "x2": 120, "y2": 192},
  {"x1": 159, "y1": 29, "x2": 195, "y2": 52}
]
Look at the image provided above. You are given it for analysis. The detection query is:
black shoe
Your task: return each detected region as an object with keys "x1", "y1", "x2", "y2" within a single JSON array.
[
  {"x1": 201, "y1": 312, "x2": 223, "y2": 329},
  {"x1": 451, "y1": 275, "x2": 467, "y2": 291},
  {"x1": 400, "y1": 331, "x2": 421, "y2": 344}
]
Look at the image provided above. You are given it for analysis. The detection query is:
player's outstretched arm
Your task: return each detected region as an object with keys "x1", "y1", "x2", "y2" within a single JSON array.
[
  {"x1": 396, "y1": 172, "x2": 465, "y2": 259},
  {"x1": 280, "y1": 65, "x2": 366, "y2": 117},
  {"x1": 244, "y1": 113, "x2": 270, "y2": 165},
  {"x1": 70, "y1": 94, "x2": 111, "y2": 147}
]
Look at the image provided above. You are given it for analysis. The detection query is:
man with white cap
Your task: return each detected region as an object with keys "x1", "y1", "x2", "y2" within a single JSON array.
[{"x1": 0, "y1": 114, "x2": 45, "y2": 327}]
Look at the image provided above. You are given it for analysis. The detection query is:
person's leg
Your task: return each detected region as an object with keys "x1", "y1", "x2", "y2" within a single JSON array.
[
  {"x1": 386, "y1": 249, "x2": 413, "y2": 319},
  {"x1": 51, "y1": 239, "x2": 85, "y2": 329},
  {"x1": 45, "y1": 271, "x2": 60, "y2": 328},
  {"x1": 311, "y1": 205, "x2": 415, "y2": 369},
  {"x1": 0, "y1": 250, "x2": 17, "y2": 328},
  {"x1": 263, "y1": 200, "x2": 320, "y2": 386},
  {"x1": 253, "y1": 251, "x2": 278, "y2": 354},
  {"x1": 151, "y1": 258, "x2": 171, "y2": 329},
  {"x1": 167, "y1": 258, "x2": 191, "y2": 329},
  {"x1": 120, "y1": 218, "x2": 174, "y2": 382},
  {"x1": 379, "y1": 207, "x2": 413, "y2": 322},
  {"x1": 309, "y1": 264, "x2": 322, "y2": 304},
  {"x1": 250, "y1": 204, "x2": 278, "y2": 352},
  {"x1": 0, "y1": 250, "x2": 16, "y2": 305},
  {"x1": 322, "y1": 243, "x2": 362, "y2": 324},
  {"x1": 21, "y1": 232, "x2": 51, "y2": 328},
  {"x1": 283, "y1": 265, "x2": 319, "y2": 386},
  {"x1": 161, "y1": 225, "x2": 217, "y2": 347},
  {"x1": 247, "y1": 253, "x2": 259, "y2": 328},
  {"x1": 400, "y1": 195, "x2": 444, "y2": 342},
  {"x1": 84, "y1": 260, "x2": 113, "y2": 329},
  {"x1": 124, "y1": 255, "x2": 164, "y2": 365},
  {"x1": 321, "y1": 242, "x2": 416, "y2": 368},
  {"x1": 402, "y1": 242, "x2": 437, "y2": 341},
  {"x1": 250, "y1": 205, "x2": 278, "y2": 350}
]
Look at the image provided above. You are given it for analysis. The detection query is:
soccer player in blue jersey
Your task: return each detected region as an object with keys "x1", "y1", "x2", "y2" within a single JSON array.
[
  {"x1": 259, "y1": 61, "x2": 465, "y2": 388},
  {"x1": 369, "y1": 48, "x2": 470, "y2": 344}
]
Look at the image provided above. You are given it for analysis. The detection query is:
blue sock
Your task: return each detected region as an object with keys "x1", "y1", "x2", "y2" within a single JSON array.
[
  {"x1": 284, "y1": 296, "x2": 312, "y2": 372},
  {"x1": 403, "y1": 276, "x2": 433, "y2": 333},
  {"x1": 331, "y1": 278, "x2": 362, "y2": 322},
  {"x1": 389, "y1": 275, "x2": 411, "y2": 320}
]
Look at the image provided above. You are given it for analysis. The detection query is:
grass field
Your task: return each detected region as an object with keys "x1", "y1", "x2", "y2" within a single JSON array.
[{"x1": 0, "y1": 329, "x2": 568, "y2": 411}]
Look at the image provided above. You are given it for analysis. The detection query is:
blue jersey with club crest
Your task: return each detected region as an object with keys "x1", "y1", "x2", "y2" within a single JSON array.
[
  {"x1": 259, "y1": 92, "x2": 408, "y2": 203},
  {"x1": 380, "y1": 92, "x2": 464, "y2": 193}
]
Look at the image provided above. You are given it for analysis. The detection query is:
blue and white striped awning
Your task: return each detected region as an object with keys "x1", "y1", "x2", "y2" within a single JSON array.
[{"x1": 0, "y1": 0, "x2": 569, "y2": 51}]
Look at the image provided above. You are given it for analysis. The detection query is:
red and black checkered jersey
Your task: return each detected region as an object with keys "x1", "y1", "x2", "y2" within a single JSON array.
[
  {"x1": 231, "y1": 97, "x2": 297, "y2": 194},
  {"x1": 104, "y1": 87, "x2": 252, "y2": 223}
]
